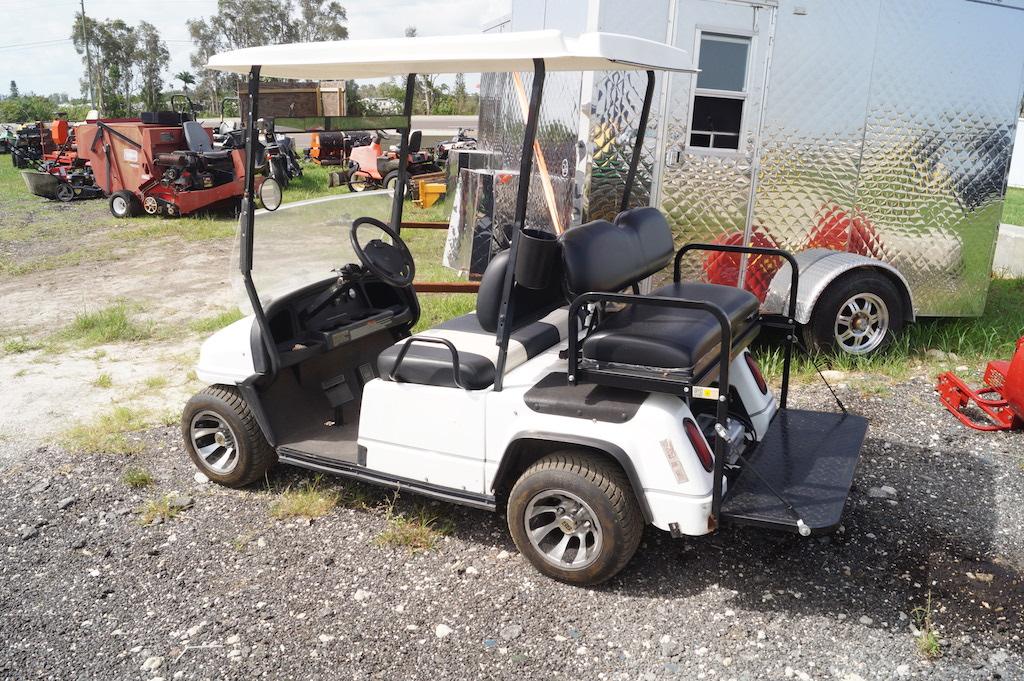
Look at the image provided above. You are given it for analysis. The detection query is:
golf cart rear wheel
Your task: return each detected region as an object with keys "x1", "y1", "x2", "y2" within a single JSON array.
[
  {"x1": 507, "y1": 451, "x2": 643, "y2": 585},
  {"x1": 804, "y1": 271, "x2": 904, "y2": 356},
  {"x1": 182, "y1": 385, "x2": 276, "y2": 488},
  {"x1": 109, "y1": 190, "x2": 139, "y2": 218}
]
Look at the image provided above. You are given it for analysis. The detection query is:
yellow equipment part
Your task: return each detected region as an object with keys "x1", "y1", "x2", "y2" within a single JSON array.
[{"x1": 415, "y1": 180, "x2": 447, "y2": 209}]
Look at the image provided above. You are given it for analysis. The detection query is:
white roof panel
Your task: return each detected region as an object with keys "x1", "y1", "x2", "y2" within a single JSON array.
[{"x1": 207, "y1": 30, "x2": 694, "y2": 80}]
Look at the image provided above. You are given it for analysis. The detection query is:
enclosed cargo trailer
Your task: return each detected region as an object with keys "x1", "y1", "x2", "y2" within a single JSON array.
[{"x1": 477, "y1": 0, "x2": 1024, "y2": 353}]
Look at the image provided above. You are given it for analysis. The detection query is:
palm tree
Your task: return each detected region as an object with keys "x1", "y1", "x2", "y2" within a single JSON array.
[{"x1": 175, "y1": 71, "x2": 196, "y2": 94}]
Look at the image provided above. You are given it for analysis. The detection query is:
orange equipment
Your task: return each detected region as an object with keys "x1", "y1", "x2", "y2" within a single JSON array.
[{"x1": 937, "y1": 337, "x2": 1024, "y2": 431}]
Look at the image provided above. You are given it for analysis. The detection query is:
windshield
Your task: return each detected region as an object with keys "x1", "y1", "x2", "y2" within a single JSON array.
[{"x1": 231, "y1": 190, "x2": 394, "y2": 311}]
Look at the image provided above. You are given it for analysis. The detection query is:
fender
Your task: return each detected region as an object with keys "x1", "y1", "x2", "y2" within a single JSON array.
[
  {"x1": 493, "y1": 431, "x2": 655, "y2": 522},
  {"x1": 762, "y1": 249, "x2": 915, "y2": 324}
]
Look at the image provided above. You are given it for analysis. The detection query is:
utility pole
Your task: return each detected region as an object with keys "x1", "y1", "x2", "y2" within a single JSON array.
[{"x1": 80, "y1": 0, "x2": 95, "y2": 107}]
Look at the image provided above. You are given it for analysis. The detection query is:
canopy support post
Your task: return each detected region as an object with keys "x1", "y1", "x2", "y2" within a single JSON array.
[
  {"x1": 620, "y1": 70, "x2": 655, "y2": 213},
  {"x1": 390, "y1": 73, "x2": 417, "y2": 233},
  {"x1": 238, "y1": 66, "x2": 279, "y2": 378},
  {"x1": 493, "y1": 58, "x2": 546, "y2": 393}
]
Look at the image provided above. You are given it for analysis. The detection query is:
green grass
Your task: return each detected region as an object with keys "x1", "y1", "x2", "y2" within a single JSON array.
[
  {"x1": 376, "y1": 496, "x2": 452, "y2": 553},
  {"x1": 190, "y1": 308, "x2": 245, "y2": 334},
  {"x1": 1003, "y1": 187, "x2": 1024, "y2": 227},
  {"x1": 270, "y1": 477, "x2": 339, "y2": 519},
  {"x1": 139, "y1": 494, "x2": 182, "y2": 525},
  {"x1": 912, "y1": 592, "x2": 942, "y2": 659},
  {"x1": 62, "y1": 406, "x2": 151, "y2": 455},
  {"x1": 121, "y1": 466, "x2": 154, "y2": 488},
  {"x1": 143, "y1": 375, "x2": 169, "y2": 390},
  {"x1": 92, "y1": 372, "x2": 113, "y2": 388},
  {"x1": 59, "y1": 301, "x2": 152, "y2": 346},
  {"x1": 2, "y1": 336, "x2": 43, "y2": 354}
]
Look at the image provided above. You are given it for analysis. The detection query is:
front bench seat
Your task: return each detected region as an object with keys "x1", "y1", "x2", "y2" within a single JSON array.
[{"x1": 377, "y1": 249, "x2": 569, "y2": 390}]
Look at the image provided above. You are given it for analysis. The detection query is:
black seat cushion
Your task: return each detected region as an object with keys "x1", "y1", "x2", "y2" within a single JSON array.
[
  {"x1": 582, "y1": 282, "x2": 760, "y2": 377},
  {"x1": 559, "y1": 207, "x2": 674, "y2": 296},
  {"x1": 377, "y1": 309, "x2": 568, "y2": 389}
]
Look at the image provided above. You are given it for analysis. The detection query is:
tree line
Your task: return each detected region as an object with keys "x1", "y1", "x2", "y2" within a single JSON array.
[{"x1": 3, "y1": 1, "x2": 479, "y2": 123}]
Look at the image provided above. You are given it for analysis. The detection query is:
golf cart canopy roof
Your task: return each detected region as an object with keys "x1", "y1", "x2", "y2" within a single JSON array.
[{"x1": 207, "y1": 30, "x2": 695, "y2": 79}]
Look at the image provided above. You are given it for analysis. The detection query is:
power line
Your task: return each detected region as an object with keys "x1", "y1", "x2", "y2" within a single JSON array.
[{"x1": 0, "y1": 39, "x2": 73, "y2": 50}]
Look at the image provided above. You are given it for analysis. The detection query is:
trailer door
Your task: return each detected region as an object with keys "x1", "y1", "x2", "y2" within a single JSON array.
[{"x1": 657, "y1": 0, "x2": 777, "y2": 293}]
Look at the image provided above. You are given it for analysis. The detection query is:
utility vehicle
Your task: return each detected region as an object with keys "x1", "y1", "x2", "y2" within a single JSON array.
[{"x1": 184, "y1": 30, "x2": 868, "y2": 585}]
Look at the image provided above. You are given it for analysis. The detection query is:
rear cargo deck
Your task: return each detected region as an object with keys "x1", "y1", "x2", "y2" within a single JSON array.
[{"x1": 720, "y1": 409, "x2": 867, "y2": 535}]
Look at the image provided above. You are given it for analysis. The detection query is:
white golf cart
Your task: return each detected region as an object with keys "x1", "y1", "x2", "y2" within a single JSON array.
[{"x1": 183, "y1": 30, "x2": 868, "y2": 585}]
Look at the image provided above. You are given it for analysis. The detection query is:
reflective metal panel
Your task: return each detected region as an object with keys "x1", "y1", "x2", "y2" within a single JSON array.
[{"x1": 852, "y1": 0, "x2": 1024, "y2": 316}]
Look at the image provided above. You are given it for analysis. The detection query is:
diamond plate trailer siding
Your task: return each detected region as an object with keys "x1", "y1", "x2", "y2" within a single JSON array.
[{"x1": 480, "y1": 0, "x2": 1024, "y2": 318}]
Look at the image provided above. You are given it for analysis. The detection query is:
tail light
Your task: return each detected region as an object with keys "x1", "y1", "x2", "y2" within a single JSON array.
[
  {"x1": 683, "y1": 418, "x2": 714, "y2": 472},
  {"x1": 745, "y1": 352, "x2": 768, "y2": 395}
]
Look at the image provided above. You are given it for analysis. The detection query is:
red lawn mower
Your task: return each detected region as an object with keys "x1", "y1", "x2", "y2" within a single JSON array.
[
  {"x1": 78, "y1": 114, "x2": 246, "y2": 218},
  {"x1": 345, "y1": 129, "x2": 441, "y2": 193},
  {"x1": 937, "y1": 337, "x2": 1024, "y2": 431}
]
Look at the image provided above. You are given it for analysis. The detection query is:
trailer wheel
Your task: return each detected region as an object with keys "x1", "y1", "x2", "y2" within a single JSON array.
[
  {"x1": 109, "y1": 191, "x2": 139, "y2": 218},
  {"x1": 804, "y1": 271, "x2": 905, "y2": 355},
  {"x1": 507, "y1": 451, "x2": 644, "y2": 585},
  {"x1": 182, "y1": 385, "x2": 276, "y2": 488}
]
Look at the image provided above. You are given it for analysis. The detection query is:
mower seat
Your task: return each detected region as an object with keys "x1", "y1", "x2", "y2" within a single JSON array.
[
  {"x1": 377, "y1": 249, "x2": 569, "y2": 389},
  {"x1": 182, "y1": 121, "x2": 232, "y2": 161}
]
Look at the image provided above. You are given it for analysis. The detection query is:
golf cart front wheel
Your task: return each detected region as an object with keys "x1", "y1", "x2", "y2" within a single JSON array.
[
  {"x1": 182, "y1": 385, "x2": 276, "y2": 487},
  {"x1": 507, "y1": 451, "x2": 644, "y2": 585},
  {"x1": 804, "y1": 271, "x2": 905, "y2": 356}
]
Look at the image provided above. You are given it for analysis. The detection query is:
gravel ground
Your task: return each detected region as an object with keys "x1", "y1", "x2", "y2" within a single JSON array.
[{"x1": 1, "y1": 378, "x2": 1022, "y2": 680}]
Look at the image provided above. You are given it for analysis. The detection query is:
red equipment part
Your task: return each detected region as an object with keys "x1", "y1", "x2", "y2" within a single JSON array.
[
  {"x1": 936, "y1": 336, "x2": 1024, "y2": 431},
  {"x1": 702, "y1": 229, "x2": 782, "y2": 302},
  {"x1": 807, "y1": 203, "x2": 882, "y2": 258},
  {"x1": 77, "y1": 120, "x2": 245, "y2": 217}
]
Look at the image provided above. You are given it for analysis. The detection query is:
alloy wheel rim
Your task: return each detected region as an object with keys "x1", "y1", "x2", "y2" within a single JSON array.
[
  {"x1": 524, "y1": 489, "x2": 603, "y2": 571},
  {"x1": 112, "y1": 196, "x2": 127, "y2": 215},
  {"x1": 189, "y1": 410, "x2": 239, "y2": 474},
  {"x1": 834, "y1": 292, "x2": 889, "y2": 354}
]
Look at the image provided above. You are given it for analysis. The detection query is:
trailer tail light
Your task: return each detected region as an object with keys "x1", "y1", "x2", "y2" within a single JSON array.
[
  {"x1": 683, "y1": 418, "x2": 714, "y2": 472},
  {"x1": 745, "y1": 352, "x2": 768, "y2": 395}
]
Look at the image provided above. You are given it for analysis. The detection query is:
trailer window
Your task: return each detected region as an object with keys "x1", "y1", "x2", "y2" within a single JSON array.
[{"x1": 689, "y1": 33, "x2": 749, "y2": 151}]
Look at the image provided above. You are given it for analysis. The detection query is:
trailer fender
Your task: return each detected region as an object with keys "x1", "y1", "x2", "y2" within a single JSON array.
[
  {"x1": 762, "y1": 249, "x2": 915, "y2": 325},
  {"x1": 491, "y1": 433, "x2": 654, "y2": 523}
]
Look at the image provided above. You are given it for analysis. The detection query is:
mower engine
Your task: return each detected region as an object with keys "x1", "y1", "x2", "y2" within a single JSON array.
[
  {"x1": 156, "y1": 153, "x2": 221, "y2": 191},
  {"x1": 937, "y1": 336, "x2": 1024, "y2": 431}
]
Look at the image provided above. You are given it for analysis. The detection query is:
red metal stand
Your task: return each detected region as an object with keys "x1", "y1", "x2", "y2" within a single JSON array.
[{"x1": 937, "y1": 337, "x2": 1024, "y2": 431}]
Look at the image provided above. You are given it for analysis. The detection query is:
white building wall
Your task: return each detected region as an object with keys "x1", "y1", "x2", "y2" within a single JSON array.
[{"x1": 1009, "y1": 119, "x2": 1024, "y2": 188}]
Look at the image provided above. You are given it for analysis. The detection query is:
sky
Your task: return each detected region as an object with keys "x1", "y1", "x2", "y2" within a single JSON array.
[{"x1": 0, "y1": 0, "x2": 509, "y2": 98}]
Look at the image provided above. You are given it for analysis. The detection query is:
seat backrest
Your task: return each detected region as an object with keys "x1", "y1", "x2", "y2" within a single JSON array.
[
  {"x1": 408, "y1": 130, "x2": 422, "y2": 153},
  {"x1": 559, "y1": 207, "x2": 675, "y2": 295},
  {"x1": 183, "y1": 120, "x2": 214, "y2": 153},
  {"x1": 476, "y1": 249, "x2": 566, "y2": 333}
]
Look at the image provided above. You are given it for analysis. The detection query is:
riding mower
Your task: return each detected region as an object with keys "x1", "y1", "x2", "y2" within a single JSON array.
[
  {"x1": 345, "y1": 129, "x2": 441, "y2": 193},
  {"x1": 77, "y1": 114, "x2": 246, "y2": 218},
  {"x1": 186, "y1": 30, "x2": 869, "y2": 585}
]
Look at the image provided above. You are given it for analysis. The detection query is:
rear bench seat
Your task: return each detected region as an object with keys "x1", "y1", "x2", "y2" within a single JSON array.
[
  {"x1": 376, "y1": 249, "x2": 570, "y2": 390},
  {"x1": 561, "y1": 207, "x2": 761, "y2": 381}
]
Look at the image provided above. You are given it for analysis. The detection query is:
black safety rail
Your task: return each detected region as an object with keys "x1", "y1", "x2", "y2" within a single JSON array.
[{"x1": 386, "y1": 336, "x2": 466, "y2": 390}]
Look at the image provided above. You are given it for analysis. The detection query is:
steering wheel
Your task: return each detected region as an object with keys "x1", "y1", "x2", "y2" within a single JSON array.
[{"x1": 349, "y1": 216, "x2": 416, "y2": 288}]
